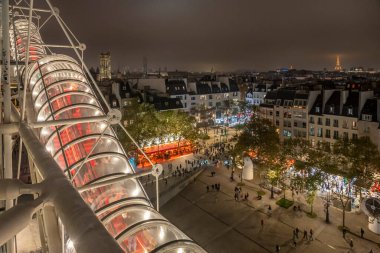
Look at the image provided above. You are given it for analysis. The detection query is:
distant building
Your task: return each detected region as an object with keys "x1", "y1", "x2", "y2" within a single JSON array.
[
  {"x1": 246, "y1": 83, "x2": 272, "y2": 106},
  {"x1": 99, "y1": 52, "x2": 111, "y2": 80},
  {"x1": 334, "y1": 55, "x2": 343, "y2": 72}
]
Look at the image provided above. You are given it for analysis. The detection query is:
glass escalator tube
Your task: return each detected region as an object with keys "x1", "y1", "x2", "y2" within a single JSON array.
[{"x1": 11, "y1": 18, "x2": 206, "y2": 253}]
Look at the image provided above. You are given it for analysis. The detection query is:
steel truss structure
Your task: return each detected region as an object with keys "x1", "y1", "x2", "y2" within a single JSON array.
[{"x1": 0, "y1": 1, "x2": 206, "y2": 253}]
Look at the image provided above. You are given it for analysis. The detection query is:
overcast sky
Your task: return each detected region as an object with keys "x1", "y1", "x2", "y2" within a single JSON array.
[{"x1": 41, "y1": 0, "x2": 380, "y2": 72}]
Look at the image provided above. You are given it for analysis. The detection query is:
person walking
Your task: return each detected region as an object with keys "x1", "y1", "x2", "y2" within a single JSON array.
[
  {"x1": 260, "y1": 219, "x2": 264, "y2": 229},
  {"x1": 275, "y1": 244, "x2": 280, "y2": 253},
  {"x1": 349, "y1": 239, "x2": 354, "y2": 249},
  {"x1": 361, "y1": 227, "x2": 365, "y2": 238},
  {"x1": 206, "y1": 185, "x2": 209, "y2": 192},
  {"x1": 343, "y1": 227, "x2": 347, "y2": 238},
  {"x1": 295, "y1": 227, "x2": 299, "y2": 239},
  {"x1": 309, "y1": 229, "x2": 313, "y2": 241},
  {"x1": 303, "y1": 230, "x2": 308, "y2": 240}
]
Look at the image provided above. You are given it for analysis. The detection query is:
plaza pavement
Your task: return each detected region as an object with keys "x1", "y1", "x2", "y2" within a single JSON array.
[{"x1": 160, "y1": 160, "x2": 380, "y2": 253}]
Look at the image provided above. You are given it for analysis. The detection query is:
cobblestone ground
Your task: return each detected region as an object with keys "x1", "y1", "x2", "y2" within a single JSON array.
[{"x1": 161, "y1": 161, "x2": 380, "y2": 253}]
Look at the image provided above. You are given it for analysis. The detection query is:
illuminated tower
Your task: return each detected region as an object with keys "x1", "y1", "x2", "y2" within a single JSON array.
[
  {"x1": 334, "y1": 55, "x2": 342, "y2": 71},
  {"x1": 99, "y1": 51, "x2": 111, "y2": 80}
]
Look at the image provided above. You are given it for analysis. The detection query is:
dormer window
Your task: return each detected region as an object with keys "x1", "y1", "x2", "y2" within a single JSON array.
[
  {"x1": 329, "y1": 105, "x2": 334, "y2": 114},
  {"x1": 348, "y1": 107, "x2": 353, "y2": 115},
  {"x1": 315, "y1": 106, "x2": 320, "y2": 113},
  {"x1": 362, "y1": 114, "x2": 372, "y2": 121}
]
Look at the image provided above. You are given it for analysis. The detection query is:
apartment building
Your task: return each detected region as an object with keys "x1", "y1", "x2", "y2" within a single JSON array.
[
  {"x1": 308, "y1": 88, "x2": 373, "y2": 147},
  {"x1": 259, "y1": 89, "x2": 312, "y2": 141},
  {"x1": 260, "y1": 85, "x2": 380, "y2": 150}
]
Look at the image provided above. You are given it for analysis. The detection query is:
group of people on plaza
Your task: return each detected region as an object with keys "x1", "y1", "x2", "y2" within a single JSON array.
[
  {"x1": 233, "y1": 186, "x2": 250, "y2": 201},
  {"x1": 206, "y1": 183, "x2": 221, "y2": 192}
]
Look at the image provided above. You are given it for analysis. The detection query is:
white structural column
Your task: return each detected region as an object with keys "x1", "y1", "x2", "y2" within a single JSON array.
[{"x1": 1, "y1": 1, "x2": 15, "y2": 252}]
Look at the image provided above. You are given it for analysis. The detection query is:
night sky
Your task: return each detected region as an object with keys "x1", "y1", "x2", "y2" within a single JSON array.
[{"x1": 41, "y1": 0, "x2": 380, "y2": 72}]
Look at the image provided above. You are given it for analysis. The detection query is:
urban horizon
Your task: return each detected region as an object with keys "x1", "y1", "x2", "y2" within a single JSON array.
[{"x1": 89, "y1": 53, "x2": 378, "y2": 74}]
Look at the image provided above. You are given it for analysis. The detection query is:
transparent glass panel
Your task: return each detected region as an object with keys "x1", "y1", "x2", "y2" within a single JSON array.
[
  {"x1": 104, "y1": 207, "x2": 162, "y2": 237},
  {"x1": 81, "y1": 179, "x2": 144, "y2": 211},
  {"x1": 120, "y1": 224, "x2": 188, "y2": 253}
]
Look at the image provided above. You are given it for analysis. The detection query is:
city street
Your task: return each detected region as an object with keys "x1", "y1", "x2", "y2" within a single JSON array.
[{"x1": 161, "y1": 158, "x2": 380, "y2": 253}]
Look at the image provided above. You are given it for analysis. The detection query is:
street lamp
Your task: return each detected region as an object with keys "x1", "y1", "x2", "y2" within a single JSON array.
[{"x1": 325, "y1": 187, "x2": 331, "y2": 223}]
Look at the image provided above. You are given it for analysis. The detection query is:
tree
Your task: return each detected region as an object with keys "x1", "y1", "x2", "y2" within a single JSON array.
[
  {"x1": 121, "y1": 102, "x2": 159, "y2": 150},
  {"x1": 235, "y1": 117, "x2": 280, "y2": 165},
  {"x1": 304, "y1": 167, "x2": 324, "y2": 216},
  {"x1": 306, "y1": 190, "x2": 316, "y2": 215},
  {"x1": 157, "y1": 110, "x2": 200, "y2": 151},
  {"x1": 328, "y1": 137, "x2": 380, "y2": 228}
]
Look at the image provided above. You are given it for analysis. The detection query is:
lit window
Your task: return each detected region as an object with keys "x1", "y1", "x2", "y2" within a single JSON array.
[{"x1": 348, "y1": 107, "x2": 353, "y2": 115}]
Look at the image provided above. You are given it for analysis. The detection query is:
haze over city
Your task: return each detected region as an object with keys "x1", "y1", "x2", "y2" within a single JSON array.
[{"x1": 42, "y1": 0, "x2": 380, "y2": 72}]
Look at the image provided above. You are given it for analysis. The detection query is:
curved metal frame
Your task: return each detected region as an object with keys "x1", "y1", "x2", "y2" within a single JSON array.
[{"x1": 11, "y1": 17, "x2": 206, "y2": 253}]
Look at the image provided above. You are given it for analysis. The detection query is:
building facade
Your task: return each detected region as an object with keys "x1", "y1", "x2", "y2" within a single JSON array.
[{"x1": 99, "y1": 51, "x2": 111, "y2": 80}]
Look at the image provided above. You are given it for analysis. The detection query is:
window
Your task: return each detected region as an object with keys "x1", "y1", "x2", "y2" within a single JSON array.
[
  {"x1": 200, "y1": 95, "x2": 206, "y2": 100},
  {"x1": 209, "y1": 95, "x2": 213, "y2": 99},
  {"x1": 329, "y1": 105, "x2": 335, "y2": 114},
  {"x1": 112, "y1": 101, "x2": 117, "y2": 107},
  {"x1": 269, "y1": 111, "x2": 273, "y2": 116},
  {"x1": 309, "y1": 126, "x2": 315, "y2": 136},
  {"x1": 317, "y1": 128, "x2": 323, "y2": 137},
  {"x1": 315, "y1": 107, "x2": 320, "y2": 113},
  {"x1": 294, "y1": 121, "x2": 298, "y2": 127},
  {"x1": 343, "y1": 132, "x2": 349, "y2": 140},
  {"x1": 333, "y1": 131, "x2": 339, "y2": 139},
  {"x1": 325, "y1": 118, "x2": 330, "y2": 126},
  {"x1": 348, "y1": 107, "x2": 353, "y2": 115},
  {"x1": 318, "y1": 118, "x2": 323, "y2": 125},
  {"x1": 208, "y1": 102, "x2": 213, "y2": 107},
  {"x1": 309, "y1": 116, "x2": 314, "y2": 124},
  {"x1": 325, "y1": 129, "x2": 331, "y2": 138},
  {"x1": 276, "y1": 111, "x2": 279, "y2": 117},
  {"x1": 276, "y1": 120, "x2": 279, "y2": 126},
  {"x1": 283, "y1": 130, "x2": 292, "y2": 137},
  {"x1": 191, "y1": 97, "x2": 196, "y2": 100},
  {"x1": 352, "y1": 121, "x2": 357, "y2": 129},
  {"x1": 342, "y1": 120, "x2": 348, "y2": 129},
  {"x1": 362, "y1": 114, "x2": 372, "y2": 121},
  {"x1": 276, "y1": 100, "x2": 281, "y2": 105},
  {"x1": 302, "y1": 122, "x2": 307, "y2": 128},
  {"x1": 333, "y1": 119, "x2": 339, "y2": 127},
  {"x1": 352, "y1": 133, "x2": 358, "y2": 140}
]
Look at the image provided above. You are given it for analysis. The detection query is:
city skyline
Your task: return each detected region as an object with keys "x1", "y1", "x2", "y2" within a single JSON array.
[{"x1": 42, "y1": 0, "x2": 380, "y2": 72}]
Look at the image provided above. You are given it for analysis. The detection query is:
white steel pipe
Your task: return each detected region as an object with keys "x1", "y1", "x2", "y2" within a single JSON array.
[
  {"x1": 0, "y1": 196, "x2": 45, "y2": 246},
  {"x1": 77, "y1": 170, "x2": 152, "y2": 193},
  {"x1": 19, "y1": 123, "x2": 124, "y2": 253}
]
